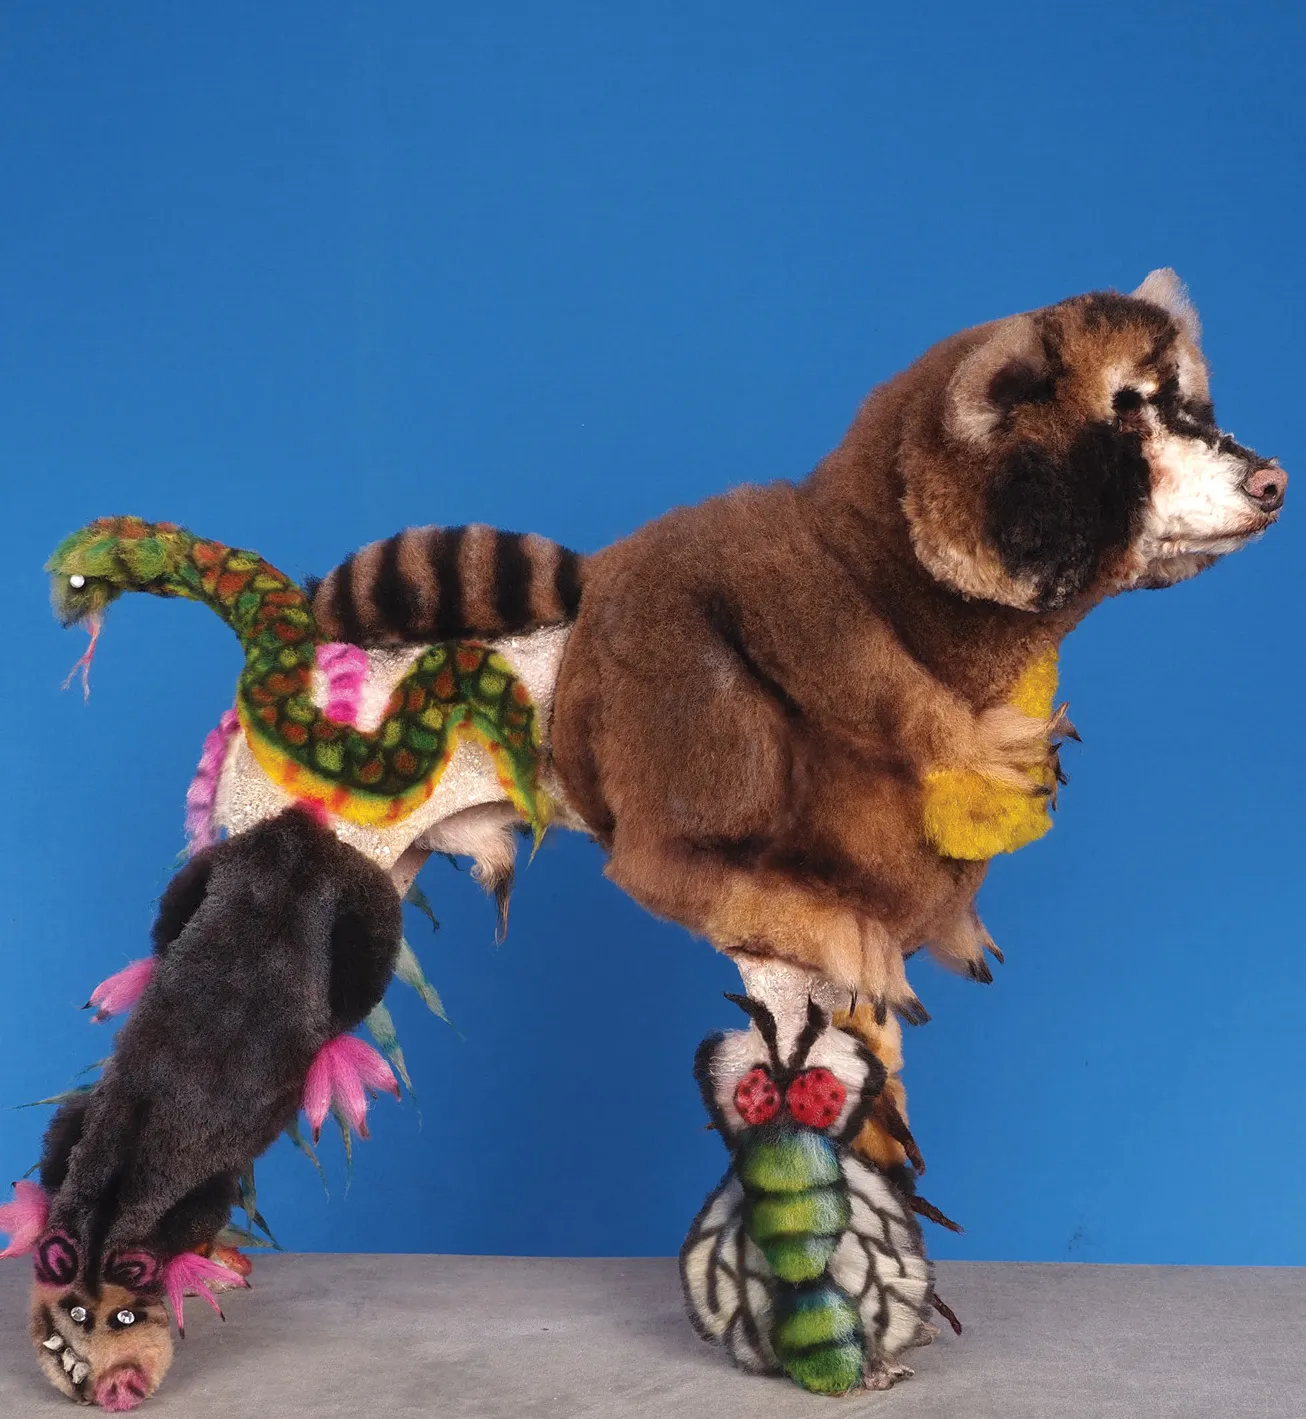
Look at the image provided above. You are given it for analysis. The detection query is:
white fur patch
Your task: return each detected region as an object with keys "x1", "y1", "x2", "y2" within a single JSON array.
[
  {"x1": 705, "y1": 1017, "x2": 880, "y2": 1142},
  {"x1": 1139, "y1": 430, "x2": 1260, "y2": 555}
]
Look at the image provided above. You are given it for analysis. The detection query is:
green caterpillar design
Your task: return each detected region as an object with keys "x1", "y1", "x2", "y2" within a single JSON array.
[
  {"x1": 46, "y1": 516, "x2": 549, "y2": 836},
  {"x1": 680, "y1": 995, "x2": 933, "y2": 1395}
]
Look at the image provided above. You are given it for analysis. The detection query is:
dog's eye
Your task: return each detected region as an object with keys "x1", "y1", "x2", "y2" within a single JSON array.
[
  {"x1": 1113, "y1": 388, "x2": 1144, "y2": 415},
  {"x1": 115, "y1": 1310, "x2": 136, "y2": 1326},
  {"x1": 68, "y1": 1306, "x2": 87, "y2": 1325}
]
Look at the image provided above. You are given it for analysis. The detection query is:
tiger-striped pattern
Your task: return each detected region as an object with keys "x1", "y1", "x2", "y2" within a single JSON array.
[{"x1": 310, "y1": 524, "x2": 585, "y2": 645}]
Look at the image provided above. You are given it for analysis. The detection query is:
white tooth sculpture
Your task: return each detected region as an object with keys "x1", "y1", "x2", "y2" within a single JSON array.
[
  {"x1": 62, "y1": 1350, "x2": 77, "y2": 1373},
  {"x1": 42, "y1": 1335, "x2": 64, "y2": 1351},
  {"x1": 71, "y1": 1363, "x2": 90, "y2": 1385}
]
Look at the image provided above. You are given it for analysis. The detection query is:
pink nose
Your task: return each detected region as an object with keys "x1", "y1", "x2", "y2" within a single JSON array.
[
  {"x1": 94, "y1": 1367, "x2": 149, "y2": 1412},
  {"x1": 1245, "y1": 463, "x2": 1287, "y2": 513}
]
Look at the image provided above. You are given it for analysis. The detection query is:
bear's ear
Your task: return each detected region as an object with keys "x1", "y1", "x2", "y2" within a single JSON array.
[
  {"x1": 1131, "y1": 268, "x2": 1202, "y2": 347},
  {"x1": 945, "y1": 313, "x2": 1055, "y2": 445}
]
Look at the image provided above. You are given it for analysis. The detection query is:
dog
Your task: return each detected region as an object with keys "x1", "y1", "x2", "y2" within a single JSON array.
[{"x1": 308, "y1": 269, "x2": 1284, "y2": 1170}]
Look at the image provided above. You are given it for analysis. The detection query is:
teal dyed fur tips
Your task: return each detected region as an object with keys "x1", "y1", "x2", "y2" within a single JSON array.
[{"x1": 679, "y1": 994, "x2": 934, "y2": 1396}]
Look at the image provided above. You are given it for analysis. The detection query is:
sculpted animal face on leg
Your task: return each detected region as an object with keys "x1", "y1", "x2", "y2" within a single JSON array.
[
  {"x1": 5, "y1": 808, "x2": 403, "y2": 1409},
  {"x1": 680, "y1": 993, "x2": 933, "y2": 1396}
]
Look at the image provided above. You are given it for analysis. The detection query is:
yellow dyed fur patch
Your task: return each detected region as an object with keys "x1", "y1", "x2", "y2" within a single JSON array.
[{"x1": 922, "y1": 649, "x2": 1059, "y2": 861}]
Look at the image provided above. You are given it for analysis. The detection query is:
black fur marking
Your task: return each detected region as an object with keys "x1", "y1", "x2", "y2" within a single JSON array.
[
  {"x1": 432, "y1": 527, "x2": 466, "y2": 639},
  {"x1": 327, "y1": 894, "x2": 404, "y2": 1027},
  {"x1": 705, "y1": 596, "x2": 803, "y2": 720},
  {"x1": 151, "y1": 850, "x2": 216, "y2": 955},
  {"x1": 373, "y1": 535, "x2": 421, "y2": 639},
  {"x1": 787, "y1": 997, "x2": 828, "y2": 1073},
  {"x1": 723, "y1": 993, "x2": 782, "y2": 1072},
  {"x1": 1080, "y1": 291, "x2": 1170, "y2": 338},
  {"x1": 152, "y1": 1174, "x2": 241, "y2": 1260},
  {"x1": 331, "y1": 553, "x2": 364, "y2": 643},
  {"x1": 34, "y1": 1233, "x2": 78, "y2": 1286},
  {"x1": 692, "y1": 1031, "x2": 733, "y2": 1135},
  {"x1": 988, "y1": 360, "x2": 1056, "y2": 413},
  {"x1": 101, "y1": 1250, "x2": 161, "y2": 1293},
  {"x1": 301, "y1": 574, "x2": 322, "y2": 601},
  {"x1": 492, "y1": 531, "x2": 533, "y2": 628},
  {"x1": 986, "y1": 423, "x2": 1150, "y2": 610},
  {"x1": 554, "y1": 548, "x2": 583, "y2": 617},
  {"x1": 1112, "y1": 387, "x2": 1144, "y2": 415},
  {"x1": 832, "y1": 1033, "x2": 888, "y2": 1147},
  {"x1": 39, "y1": 1097, "x2": 91, "y2": 1194}
]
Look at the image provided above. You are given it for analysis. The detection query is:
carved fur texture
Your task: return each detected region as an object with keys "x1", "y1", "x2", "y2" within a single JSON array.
[
  {"x1": 28, "y1": 807, "x2": 402, "y2": 1406},
  {"x1": 311, "y1": 271, "x2": 1284, "y2": 1168}
]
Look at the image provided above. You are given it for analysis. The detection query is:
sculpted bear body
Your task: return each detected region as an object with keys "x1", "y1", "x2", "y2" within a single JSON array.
[{"x1": 308, "y1": 269, "x2": 1284, "y2": 1156}]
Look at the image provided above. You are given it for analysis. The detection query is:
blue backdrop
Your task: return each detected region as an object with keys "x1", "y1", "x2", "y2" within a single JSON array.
[{"x1": 2, "y1": 2, "x2": 1302, "y2": 1264}]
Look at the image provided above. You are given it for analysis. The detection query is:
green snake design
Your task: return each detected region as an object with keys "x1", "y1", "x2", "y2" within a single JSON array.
[{"x1": 47, "y1": 516, "x2": 549, "y2": 834}]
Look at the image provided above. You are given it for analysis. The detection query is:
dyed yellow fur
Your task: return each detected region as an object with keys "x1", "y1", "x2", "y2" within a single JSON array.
[{"x1": 921, "y1": 649, "x2": 1060, "y2": 861}]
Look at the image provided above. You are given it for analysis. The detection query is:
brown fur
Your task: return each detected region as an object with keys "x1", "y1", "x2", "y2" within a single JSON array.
[
  {"x1": 548, "y1": 277, "x2": 1282, "y2": 1160},
  {"x1": 314, "y1": 273, "x2": 1283, "y2": 1172}
]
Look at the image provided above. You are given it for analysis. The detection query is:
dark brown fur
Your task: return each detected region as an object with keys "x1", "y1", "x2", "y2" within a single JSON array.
[{"x1": 28, "y1": 807, "x2": 404, "y2": 1405}]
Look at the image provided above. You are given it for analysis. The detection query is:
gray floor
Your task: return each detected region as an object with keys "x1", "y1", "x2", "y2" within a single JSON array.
[{"x1": 3, "y1": 1256, "x2": 1305, "y2": 1417}]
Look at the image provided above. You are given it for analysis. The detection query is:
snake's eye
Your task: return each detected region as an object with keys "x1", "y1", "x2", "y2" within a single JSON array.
[
  {"x1": 68, "y1": 574, "x2": 86, "y2": 589},
  {"x1": 115, "y1": 1310, "x2": 136, "y2": 1326},
  {"x1": 69, "y1": 1306, "x2": 88, "y2": 1325}
]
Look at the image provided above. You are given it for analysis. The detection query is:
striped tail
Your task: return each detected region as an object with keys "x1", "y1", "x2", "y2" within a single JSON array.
[{"x1": 309, "y1": 524, "x2": 585, "y2": 646}]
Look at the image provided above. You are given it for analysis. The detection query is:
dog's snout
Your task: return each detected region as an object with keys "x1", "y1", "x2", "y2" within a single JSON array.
[{"x1": 1244, "y1": 463, "x2": 1287, "y2": 513}]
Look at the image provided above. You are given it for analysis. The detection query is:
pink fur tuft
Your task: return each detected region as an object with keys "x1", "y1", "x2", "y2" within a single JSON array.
[
  {"x1": 184, "y1": 708, "x2": 241, "y2": 850},
  {"x1": 317, "y1": 643, "x2": 369, "y2": 726},
  {"x1": 302, "y1": 1033, "x2": 399, "y2": 1141},
  {"x1": 94, "y1": 1367, "x2": 150, "y2": 1412},
  {"x1": 162, "y1": 1251, "x2": 247, "y2": 1336},
  {"x1": 0, "y1": 1181, "x2": 49, "y2": 1259},
  {"x1": 296, "y1": 798, "x2": 330, "y2": 827},
  {"x1": 87, "y1": 958, "x2": 155, "y2": 1023}
]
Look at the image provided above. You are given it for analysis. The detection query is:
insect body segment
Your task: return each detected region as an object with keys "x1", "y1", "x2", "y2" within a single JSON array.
[{"x1": 680, "y1": 995, "x2": 932, "y2": 1397}]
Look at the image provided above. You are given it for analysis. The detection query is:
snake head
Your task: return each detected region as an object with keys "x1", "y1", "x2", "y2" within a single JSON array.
[{"x1": 45, "y1": 519, "x2": 171, "y2": 627}]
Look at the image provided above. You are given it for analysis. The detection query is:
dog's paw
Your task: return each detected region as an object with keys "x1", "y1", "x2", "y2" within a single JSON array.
[
  {"x1": 968, "y1": 703, "x2": 1069, "y2": 791},
  {"x1": 864, "y1": 1359, "x2": 915, "y2": 1390},
  {"x1": 921, "y1": 701, "x2": 1075, "y2": 860}
]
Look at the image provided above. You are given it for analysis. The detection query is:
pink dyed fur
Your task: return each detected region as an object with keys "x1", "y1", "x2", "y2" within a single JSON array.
[
  {"x1": 303, "y1": 1034, "x2": 399, "y2": 1141},
  {"x1": 87, "y1": 957, "x2": 155, "y2": 1023},
  {"x1": 317, "y1": 642, "x2": 369, "y2": 726},
  {"x1": 0, "y1": 1181, "x2": 49, "y2": 1259},
  {"x1": 162, "y1": 1251, "x2": 247, "y2": 1336},
  {"x1": 184, "y1": 708, "x2": 241, "y2": 850},
  {"x1": 94, "y1": 1367, "x2": 150, "y2": 1412}
]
